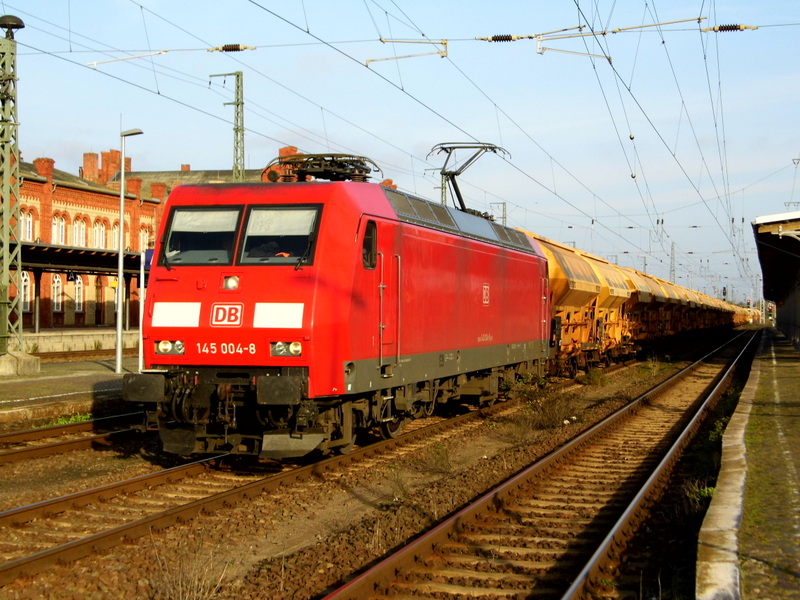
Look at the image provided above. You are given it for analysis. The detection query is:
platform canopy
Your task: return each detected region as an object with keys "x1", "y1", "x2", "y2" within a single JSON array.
[
  {"x1": 14, "y1": 242, "x2": 146, "y2": 278},
  {"x1": 752, "y1": 211, "x2": 800, "y2": 303}
]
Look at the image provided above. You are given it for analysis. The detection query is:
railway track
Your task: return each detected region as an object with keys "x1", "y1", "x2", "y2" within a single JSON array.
[
  {"x1": 0, "y1": 388, "x2": 526, "y2": 587},
  {"x1": 31, "y1": 349, "x2": 137, "y2": 363},
  {"x1": 0, "y1": 344, "x2": 731, "y2": 592},
  {"x1": 321, "y1": 330, "x2": 757, "y2": 600},
  {"x1": 0, "y1": 413, "x2": 146, "y2": 465}
]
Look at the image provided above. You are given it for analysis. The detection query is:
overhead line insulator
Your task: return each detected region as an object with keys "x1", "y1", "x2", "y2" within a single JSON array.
[
  {"x1": 476, "y1": 34, "x2": 535, "y2": 42},
  {"x1": 208, "y1": 44, "x2": 256, "y2": 52},
  {"x1": 702, "y1": 24, "x2": 758, "y2": 32}
]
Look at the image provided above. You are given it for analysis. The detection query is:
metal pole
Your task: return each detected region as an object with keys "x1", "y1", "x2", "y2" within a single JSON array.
[
  {"x1": 209, "y1": 71, "x2": 244, "y2": 182},
  {"x1": 115, "y1": 128, "x2": 142, "y2": 374},
  {"x1": 138, "y1": 251, "x2": 144, "y2": 373},
  {"x1": 0, "y1": 16, "x2": 25, "y2": 355}
]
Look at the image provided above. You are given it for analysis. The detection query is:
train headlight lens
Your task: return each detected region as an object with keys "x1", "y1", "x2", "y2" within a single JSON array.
[
  {"x1": 155, "y1": 340, "x2": 185, "y2": 355},
  {"x1": 223, "y1": 276, "x2": 239, "y2": 290},
  {"x1": 271, "y1": 341, "x2": 303, "y2": 357}
]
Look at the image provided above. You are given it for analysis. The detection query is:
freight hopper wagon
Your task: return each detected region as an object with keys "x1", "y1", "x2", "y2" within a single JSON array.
[
  {"x1": 123, "y1": 155, "x2": 551, "y2": 458},
  {"x1": 520, "y1": 231, "x2": 744, "y2": 375},
  {"x1": 521, "y1": 232, "x2": 633, "y2": 376}
]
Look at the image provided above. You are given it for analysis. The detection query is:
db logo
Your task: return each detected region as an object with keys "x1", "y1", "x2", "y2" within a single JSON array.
[{"x1": 211, "y1": 303, "x2": 244, "y2": 327}]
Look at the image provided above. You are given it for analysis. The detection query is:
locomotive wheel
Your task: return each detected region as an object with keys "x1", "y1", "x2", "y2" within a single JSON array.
[
  {"x1": 336, "y1": 439, "x2": 356, "y2": 455},
  {"x1": 480, "y1": 394, "x2": 497, "y2": 408},
  {"x1": 379, "y1": 416, "x2": 407, "y2": 439},
  {"x1": 422, "y1": 398, "x2": 436, "y2": 417},
  {"x1": 412, "y1": 398, "x2": 436, "y2": 418},
  {"x1": 567, "y1": 359, "x2": 578, "y2": 378}
]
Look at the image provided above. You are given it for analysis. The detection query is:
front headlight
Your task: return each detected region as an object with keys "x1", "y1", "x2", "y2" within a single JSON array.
[
  {"x1": 155, "y1": 340, "x2": 185, "y2": 355},
  {"x1": 271, "y1": 341, "x2": 302, "y2": 357}
]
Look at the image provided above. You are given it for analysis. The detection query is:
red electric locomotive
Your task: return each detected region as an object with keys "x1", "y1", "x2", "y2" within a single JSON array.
[{"x1": 123, "y1": 154, "x2": 551, "y2": 458}]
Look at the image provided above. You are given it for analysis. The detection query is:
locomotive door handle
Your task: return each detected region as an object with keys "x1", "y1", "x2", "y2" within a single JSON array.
[
  {"x1": 395, "y1": 254, "x2": 401, "y2": 367},
  {"x1": 376, "y1": 252, "x2": 401, "y2": 373},
  {"x1": 377, "y1": 252, "x2": 386, "y2": 368}
]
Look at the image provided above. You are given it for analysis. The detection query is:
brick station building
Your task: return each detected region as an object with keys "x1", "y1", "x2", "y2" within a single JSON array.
[
  {"x1": 12, "y1": 145, "x2": 395, "y2": 336},
  {"x1": 15, "y1": 149, "x2": 262, "y2": 333},
  {"x1": 16, "y1": 150, "x2": 165, "y2": 332}
]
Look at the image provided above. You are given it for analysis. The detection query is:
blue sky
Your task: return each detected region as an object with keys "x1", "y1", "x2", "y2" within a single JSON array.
[{"x1": 7, "y1": 1, "x2": 799, "y2": 304}]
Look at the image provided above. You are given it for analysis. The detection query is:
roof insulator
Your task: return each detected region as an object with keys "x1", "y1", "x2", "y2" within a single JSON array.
[
  {"x1": 702, "y1": 24, "x2": 758, "y2": 32},
  {"x1": 208, "y1": 44, "x2": 256, "y2": 52}
]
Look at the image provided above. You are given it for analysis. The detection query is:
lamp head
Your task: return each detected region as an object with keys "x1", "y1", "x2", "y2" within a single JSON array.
[{"x1": 0, "y1": 15, "x2": 24, "y2": 40}]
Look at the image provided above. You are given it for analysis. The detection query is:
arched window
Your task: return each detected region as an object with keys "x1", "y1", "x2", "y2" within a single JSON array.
[
  {"x1": 93, "y1": 221, "x2": 106, "y2": 249},
  {"x1": 53, "y1": 274, "x2": 63, "y2": 312},
  {"x1": 21, "y1": 272, "x2": 31, "y2": 313},
  {"x1": 73, "y1": 219, "x2": 87, "y2": 247},
  {"x1": 112, "y1": 224, "x2": 120, "y2": 251},
  {"x1": 139, "y1": 228, "x2": 150, "y2": 252},
  {"x1": 52, "y1": 215, "x2": 66, "y2": 244},
  {"x1": 75, "y1": 277, "x2": 84, "y2": 313},
  {"x1": 21, "y1": 211, "x2": 33, "y2": 241}
]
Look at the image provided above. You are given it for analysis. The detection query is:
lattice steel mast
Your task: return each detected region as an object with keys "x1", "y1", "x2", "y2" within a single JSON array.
[
  {"x1": 210, "y1": 71, "x2": 244, "y2": 182},
  {"x1": 0, "y1": 15, "x2": 24, "y2": 355}
]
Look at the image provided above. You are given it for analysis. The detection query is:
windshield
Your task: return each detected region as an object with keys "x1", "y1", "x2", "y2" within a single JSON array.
[
  {"x1": 239, "y1": 206, "x2": 320, "y2": 265},
  {"x1": 160, "y1": 207, "x2": 241, "y2": 266}
]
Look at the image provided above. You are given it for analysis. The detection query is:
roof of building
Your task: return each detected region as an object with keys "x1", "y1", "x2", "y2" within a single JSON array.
[
  {"x1": 20, "y1": 160, "x2": 119, "y2": 197},
  {"x1": 752, "y1": 211, "x2": 800, "y2": 303}
]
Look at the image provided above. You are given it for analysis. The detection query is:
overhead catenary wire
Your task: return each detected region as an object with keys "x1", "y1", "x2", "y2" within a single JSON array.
[
  {"x1": 10, "y1": 0, "x2": 793, "y2": 297},
  {"x1": 569, "y1": 0, "x2": 756, "y2": 281},
  {"x1": 14, "y1": 2, "x2": 732, "y2": 276},
  {"x1": 15, "y1": 0, "x2": 436, "y2": 181}
]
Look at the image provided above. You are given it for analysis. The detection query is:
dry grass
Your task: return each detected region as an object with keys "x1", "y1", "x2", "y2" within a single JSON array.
[
  {"x1": 492, "y1": 377, "x2": 584, "y2": 443},
  {"x1": 412, "y1": 442, "x2": 455, "y2": 475},
  {"x1": 577, "y1": 368, "x2": 608, "y2": 387},
  {"x1": 383, "y1": 464, "x2": 410, "y2": 502},
  {"x1": 150, "y1": 533, "x2": 229, "y2": 600}
]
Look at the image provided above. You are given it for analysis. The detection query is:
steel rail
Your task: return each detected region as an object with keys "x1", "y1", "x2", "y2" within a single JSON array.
[
  {"x1": 561, "y1": 329, "x2": 758, "y2": 599},
  {"x1": 31, "y1": 349, "x2": 137, "y2": 363},
  {"x1": 0, "y1": 413, "x2": 146, "y2": 465},
  {"x1": 0, "y1": 429, "x2": 140, "y2": 465},
  {"x1": 0, "y1": 459, "x2": 213, "y2": 528},
  {"x1": 0, "y1": 458, "x2": 216, "y2": 585},
  {"x1": 0, "y1": 412, "x2": 141, "y2": 444},
  {"x1": 0, "y1": 352, "x2": 686, "y2": 587},
  {"x1": 319, "y1": 331, "x2": 755, "y2": 600},
  {"x1": 0, "y1": 392, "x2": 515, "y2": 586}
]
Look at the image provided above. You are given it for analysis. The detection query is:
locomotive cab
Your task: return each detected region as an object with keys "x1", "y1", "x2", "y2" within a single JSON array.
[{"x1": 124, "y1": 153, "x2": 551, "y2": 459}]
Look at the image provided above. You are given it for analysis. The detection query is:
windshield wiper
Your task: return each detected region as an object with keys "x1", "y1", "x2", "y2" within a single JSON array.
[
  {"x1": 163, "y1": 250, "x2": 173, "y2": 271},
  {"x1": 295, "y1": 235, "x2": 315, "y2": 271}
]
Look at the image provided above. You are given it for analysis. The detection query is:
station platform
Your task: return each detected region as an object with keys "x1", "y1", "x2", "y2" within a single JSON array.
[
  {"x1": 0, "y1": 355, "x2": 138, "y2": 431},
  {"x1": 0, "y1": 327, "x2": 140, "y2": 376},
  {"x1": 697, "y1": 327, "x2": 800, "y2": 599}
]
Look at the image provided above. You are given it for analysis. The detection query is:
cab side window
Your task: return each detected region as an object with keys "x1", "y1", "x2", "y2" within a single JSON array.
[{"x1": 362, "y1": 221, "x2": 377, "y2": 269}]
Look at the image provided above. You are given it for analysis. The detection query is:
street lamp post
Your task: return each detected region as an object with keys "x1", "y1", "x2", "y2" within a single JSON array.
[{"x1": 116, "y1": 128, "x2": 143, "y2": 374}]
